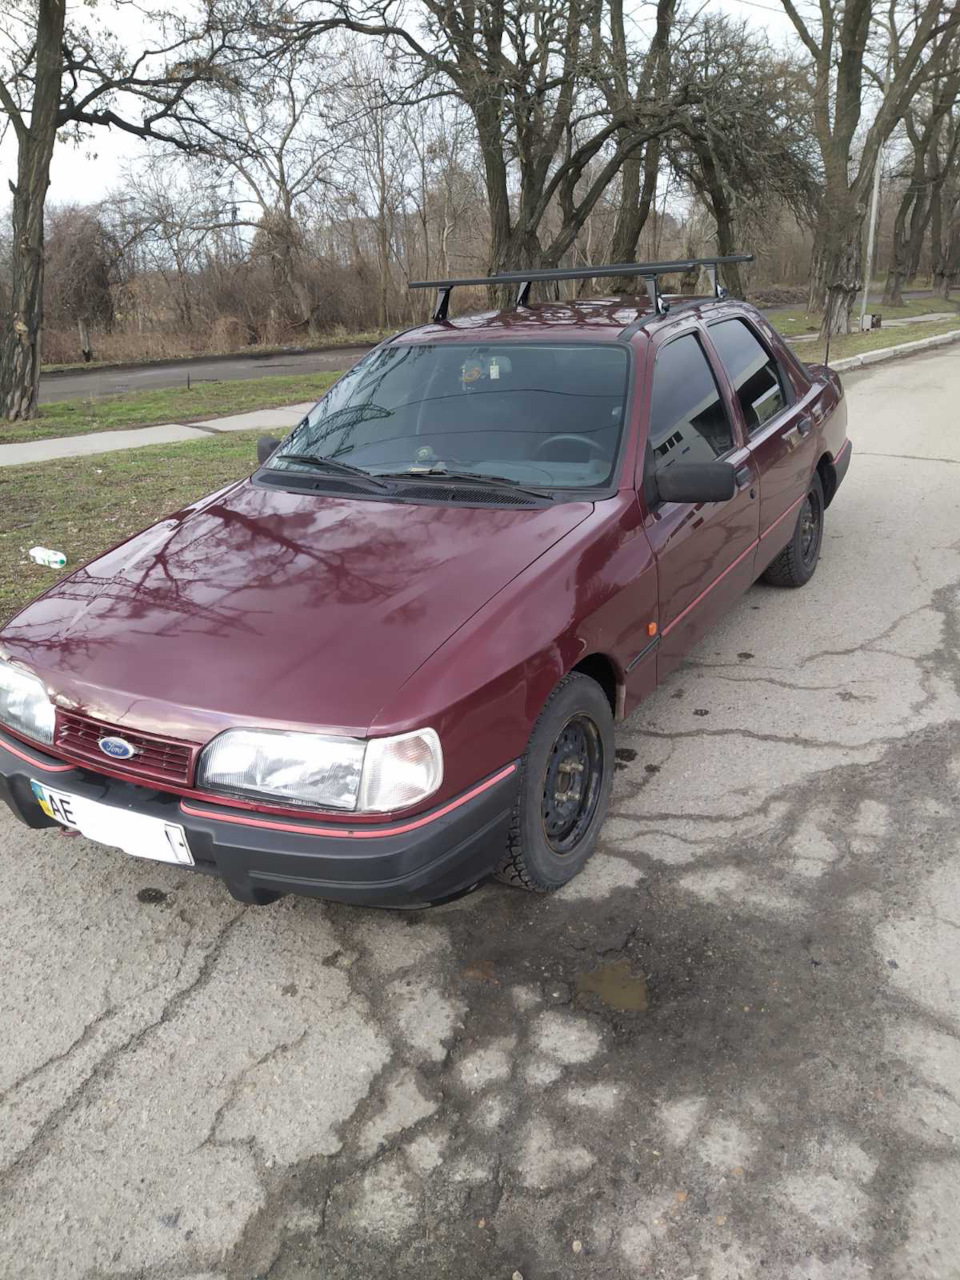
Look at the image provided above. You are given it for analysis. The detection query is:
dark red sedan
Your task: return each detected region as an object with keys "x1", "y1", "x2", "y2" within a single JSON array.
[{"x1": 0, "y1": 258, "x2": 850, "y2": 906}]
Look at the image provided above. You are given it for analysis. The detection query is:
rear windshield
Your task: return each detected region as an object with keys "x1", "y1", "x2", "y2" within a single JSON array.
[{"x1": 272, "y1": 342, "x2": 631, "y2": 490}]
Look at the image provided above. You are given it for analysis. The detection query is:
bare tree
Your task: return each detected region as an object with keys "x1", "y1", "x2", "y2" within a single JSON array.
[
  {"x1": 664, "y1": 16, "x2": 819, "y2": 298},
  {"x1": 185, "y1": 40, "x2": 346, "y2": 332},
  {"x1": 883, "y1": 45, "x2": 960, "y2": 305},
  {"x1": 778, "y1": 0, "x2": 958, "y2": 336},
  {"x1": 44, "y1": 205, "x2": 120, "y2": 361},
  {"x1": 335, "y1": 42, "x2": 411, "y2": 328},
  {"x1": 0, "y1": 0, "x2": 281, "y2": 420},
  {"x1": 280, "y1": 0, "x2": 698, "y2": 293},
  {"x1": 592, "y1": 0, "x2": 677, "y2": 280}
]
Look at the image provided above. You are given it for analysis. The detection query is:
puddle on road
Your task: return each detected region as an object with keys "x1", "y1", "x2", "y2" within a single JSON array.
[{"x1": 577, "y1": 958, "x2": 649, "y2": 1012}]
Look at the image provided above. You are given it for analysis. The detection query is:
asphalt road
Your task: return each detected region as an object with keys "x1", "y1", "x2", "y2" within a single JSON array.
[
  {"x1": 3, "y1": 346, "x2": 960, "y2": 1278},
  {"x1": 38, "y1": 346, "x2": 372, "y2": 403}
]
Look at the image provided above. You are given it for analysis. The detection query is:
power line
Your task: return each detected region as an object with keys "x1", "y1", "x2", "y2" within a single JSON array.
[{"x1": 715, "y1": 0, "x2": 791, "y2": 15}]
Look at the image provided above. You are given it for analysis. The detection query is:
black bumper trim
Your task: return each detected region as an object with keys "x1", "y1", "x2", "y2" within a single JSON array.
[
  {"x1": 833, "y1": 437, "x2": 852, "y2": 494},
  {"x1": 0, "y1": 730, "x2": 520, "y2": 907}
]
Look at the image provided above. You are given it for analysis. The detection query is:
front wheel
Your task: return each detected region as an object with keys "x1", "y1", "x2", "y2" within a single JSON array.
[
  {"x1": 495, "y1": 673, "x2": 614, "y2": 892},
  {"x1": 762, "y1": 472, "x2": 824, "y2": 588}
]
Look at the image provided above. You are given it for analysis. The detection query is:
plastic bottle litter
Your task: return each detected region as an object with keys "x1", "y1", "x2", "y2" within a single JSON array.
[{"x1": 29, "y1": 547, "x2": 67, "y2": 569}]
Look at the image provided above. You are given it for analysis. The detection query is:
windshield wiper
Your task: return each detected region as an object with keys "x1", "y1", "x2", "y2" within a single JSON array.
[
  {"x1": 274, "y1": 453, "x2": 392, "y2": 491},
  {"x1": 378, "y1": 468, "x2": 551, "y2": 500}
]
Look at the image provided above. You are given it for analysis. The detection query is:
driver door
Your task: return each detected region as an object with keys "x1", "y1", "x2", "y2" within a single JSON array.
[{"x1": 641, "y1": 328, "x2": 759, "y2": 677}]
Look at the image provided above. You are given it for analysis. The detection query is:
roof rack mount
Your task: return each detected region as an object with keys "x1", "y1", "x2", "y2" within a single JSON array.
[{"x1": 410, "y1": 254, "x2": 754, "y2": 323}]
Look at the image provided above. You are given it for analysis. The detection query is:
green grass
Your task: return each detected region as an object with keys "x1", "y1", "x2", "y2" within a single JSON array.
[
  {"x1": 0, "y1": 372, "x2": 341, "y2": 446},
  {"x1": 791, "y1": 316, "x2": 960, "y2": 364},
  {"x1": 0, "y1": 432, "x2": 260, "y2": 627},
  {"x1": 774, "y1": 295, "x2": 960, "y2": 338}
]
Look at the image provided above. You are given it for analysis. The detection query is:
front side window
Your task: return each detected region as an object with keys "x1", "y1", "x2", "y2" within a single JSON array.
[
  {"x1": 270, "y1": 342, "x2": 631, "y2": 491},
  {"x1": 708, "y1": 318, "x2": 787, "y2": 431},
  {"x1": 648, "y1": 333, "x2": 734, "y2": 479}
]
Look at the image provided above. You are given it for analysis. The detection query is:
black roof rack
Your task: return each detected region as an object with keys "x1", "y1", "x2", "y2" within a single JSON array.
[{"x1": 409, "y1": 255, "x2": 753, "y2": 323}]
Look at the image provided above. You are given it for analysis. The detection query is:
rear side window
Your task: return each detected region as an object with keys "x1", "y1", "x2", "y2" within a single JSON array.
[
  {"x1": 708, "y1": 318, "x2": 786, "y2": 431},
  {"x1": 648, "y1": 333, "x2": 734, "y2": 475}
]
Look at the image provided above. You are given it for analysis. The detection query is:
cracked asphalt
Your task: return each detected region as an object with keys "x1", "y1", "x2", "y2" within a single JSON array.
[{"x1": 2, "y1": 347, "x2": 960, "y2": 1280}]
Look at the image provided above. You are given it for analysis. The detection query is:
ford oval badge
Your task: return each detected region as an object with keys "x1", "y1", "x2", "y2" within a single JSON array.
[{"x1": 98, "y1": 736, "x2": 138, "y2": 760}]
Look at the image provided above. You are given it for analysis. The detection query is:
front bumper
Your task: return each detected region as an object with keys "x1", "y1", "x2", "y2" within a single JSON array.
[{"x1": 0, "y1": 730, "x2": 519, "y2": 907}]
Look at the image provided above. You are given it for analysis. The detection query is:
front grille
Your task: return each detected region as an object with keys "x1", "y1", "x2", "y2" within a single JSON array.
[{"x1": 54, "y1": 711, "x2": 197, "y2": 787}]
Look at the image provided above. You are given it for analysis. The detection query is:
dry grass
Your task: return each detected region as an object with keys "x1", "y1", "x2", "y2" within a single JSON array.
[
  {"x1": 0, "y1": 432, "x2": 260, "y2": 627},
  {"x1": 40, "y1": 328, "x2": 392, "y2": 373}
]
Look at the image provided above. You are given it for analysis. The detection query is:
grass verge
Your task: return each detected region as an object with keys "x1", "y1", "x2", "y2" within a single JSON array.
[
  {"x1": 773, "y1": 296, "x2": 960, "y2": 338},
  {"x1": 793, "y1": 317, "x2": 960, "y2": 364},
  {"x1": 0, "y1": 372, "x2": 341, "y2": 446},
  {"x1": 0, "y1": 432, "x2": 260, "y2": 627}
]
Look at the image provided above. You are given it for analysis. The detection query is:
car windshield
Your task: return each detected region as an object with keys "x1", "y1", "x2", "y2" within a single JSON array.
[{"x1": 270, "y1": 342, "x2": 631, "y2": 490}]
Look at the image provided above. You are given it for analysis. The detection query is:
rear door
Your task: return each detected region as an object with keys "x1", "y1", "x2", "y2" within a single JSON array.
[
  {"x1": 703, "y1": 314, "x2": 818, "y2": 573},
  {"x1": 641, "y1": 328, "x2": 760, "y2": 677}
]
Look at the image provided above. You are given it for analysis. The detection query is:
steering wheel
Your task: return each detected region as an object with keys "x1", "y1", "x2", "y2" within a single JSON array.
[{"x1": 534, "y1": 433, "x2": 607, "y2": 461}]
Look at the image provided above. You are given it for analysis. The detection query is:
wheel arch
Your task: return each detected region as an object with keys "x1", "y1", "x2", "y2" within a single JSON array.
[
  {"x1": 570, "y1": 652, "x2": 625, "y2": 721},
  {"x1": 816, "y1": 450, "x2": 838, "y2": 508}
]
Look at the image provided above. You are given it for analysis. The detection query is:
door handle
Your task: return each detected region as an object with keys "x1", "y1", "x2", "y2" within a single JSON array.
[{"x1": 797, "y1": 416, "x2": 813, "y2": 437}]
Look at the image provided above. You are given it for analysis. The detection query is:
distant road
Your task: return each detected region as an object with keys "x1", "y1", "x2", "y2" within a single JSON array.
[{"x1": 38, "y1": 345, "x2": 373, "y2": 404}]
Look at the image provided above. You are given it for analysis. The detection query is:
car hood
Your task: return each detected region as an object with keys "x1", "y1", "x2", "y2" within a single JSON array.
[{"x1": 1, "y1": 481, "x2": 591, "y2": 741}]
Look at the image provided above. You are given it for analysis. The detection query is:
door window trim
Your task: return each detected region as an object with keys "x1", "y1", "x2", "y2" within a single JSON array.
[
  {"x1": 642, "y1": 327, "x2": 741, "y2": 510},
  {"x1": 704, "y1": 314, "x2": 795, "y2": 437}
]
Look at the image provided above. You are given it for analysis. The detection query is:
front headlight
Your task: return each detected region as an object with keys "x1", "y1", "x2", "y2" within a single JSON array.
[
  {"x1": 196, "y1": 726, "x2": 443, "y2": 813},
  {"x1": 0, "y1": 660, "x2": 56, "y2": 745}
]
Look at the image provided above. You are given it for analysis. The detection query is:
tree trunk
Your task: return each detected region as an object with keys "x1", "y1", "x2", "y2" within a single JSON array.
[
  {"x1": 377, "y1": 208, "x2": 389, "y2": 330},
  {"x1": 935, "y1": 194, "x2": 960, "y2": 298},
  {"x1": 0, "y1": 0, "x2": 66, "y2": 422},
  {"x1": 883, "y1": 188, "x2": 914, "y2": 306},
  {"x1": 690, "y1": 136, "x2": 744, "y2": 298},
  {"x1": 810, "y1": 187, "x2": 865, "y2": 338},
  {"x1": 77, "y1": 317, "x2": 93, "y2": 363},
  {"x1": 609, "y1": 139, "x2": 660, "y2": 290}
]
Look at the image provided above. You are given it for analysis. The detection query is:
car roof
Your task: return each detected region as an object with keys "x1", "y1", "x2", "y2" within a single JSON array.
[
  {"x1": 391, "y1": 295, "x2": 742, "y2": 346},
  {"x1": 391, "y1": 294, "x2": 752, "y2": 345}
]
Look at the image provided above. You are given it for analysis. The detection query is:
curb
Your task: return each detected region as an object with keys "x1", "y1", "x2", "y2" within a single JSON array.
[{"x1": 829, "y1": 327, "x2": 960, "y2": 372}]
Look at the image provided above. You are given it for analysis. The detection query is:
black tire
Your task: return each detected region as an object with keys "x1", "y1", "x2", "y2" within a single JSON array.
[
  {"x1": 495, "y1": 673, "x2": 615, "y2": 892},
  {"x1": 762, "y1": 472, "x2": 824, "y2": 589}
]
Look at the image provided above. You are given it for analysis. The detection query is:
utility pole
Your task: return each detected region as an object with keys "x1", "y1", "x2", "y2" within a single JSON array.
[
  {"x1": 859, "y1": 53, "x2": 892, "y2": 332},
  {"x1": 859, "y1": 150, "x2": 884, "y2": 331}
]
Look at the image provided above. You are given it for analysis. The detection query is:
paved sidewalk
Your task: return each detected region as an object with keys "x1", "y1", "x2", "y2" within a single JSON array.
[{"x1": 0, "y1": 403, "x2": 313, "y2": 468}]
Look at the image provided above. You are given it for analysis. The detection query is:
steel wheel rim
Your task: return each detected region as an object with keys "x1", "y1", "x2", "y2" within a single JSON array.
[
  {"x1": 799, "y1": 490, "x2": 821, "y2": 567},
  {"x1": 540, "y1": 714, "x2": 604, "y2": 855}
]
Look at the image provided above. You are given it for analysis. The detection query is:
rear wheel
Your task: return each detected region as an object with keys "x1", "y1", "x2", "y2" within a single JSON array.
[
  {"x1": 495, "y1": 673, "x2": 614, "y2": 892},
  {"x1": 762, "y1": 472, "x2": 824, "y2": 588}
]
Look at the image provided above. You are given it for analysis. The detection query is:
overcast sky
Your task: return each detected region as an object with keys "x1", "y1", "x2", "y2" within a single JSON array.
[{"x1": 0, "y1": 0, "x2": 800, "y2": 208}]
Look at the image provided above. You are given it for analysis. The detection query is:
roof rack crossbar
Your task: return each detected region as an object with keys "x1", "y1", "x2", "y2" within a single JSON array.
[{"x1": 411, "y1": 254, "x2": 752, "y2": 322}]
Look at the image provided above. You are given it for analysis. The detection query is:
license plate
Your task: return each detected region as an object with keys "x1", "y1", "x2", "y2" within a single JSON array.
[{"x1": 30, "y1": 781, "x2": 194, "y2": 866}]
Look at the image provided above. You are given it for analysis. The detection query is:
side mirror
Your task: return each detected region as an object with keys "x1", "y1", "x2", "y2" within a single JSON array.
[
  {"x1": 257, "y1": 435, "x2": 282, "y2": 466},
  {"x1": 655, "y1": 462, "x2": 736, "y2": 505}
]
